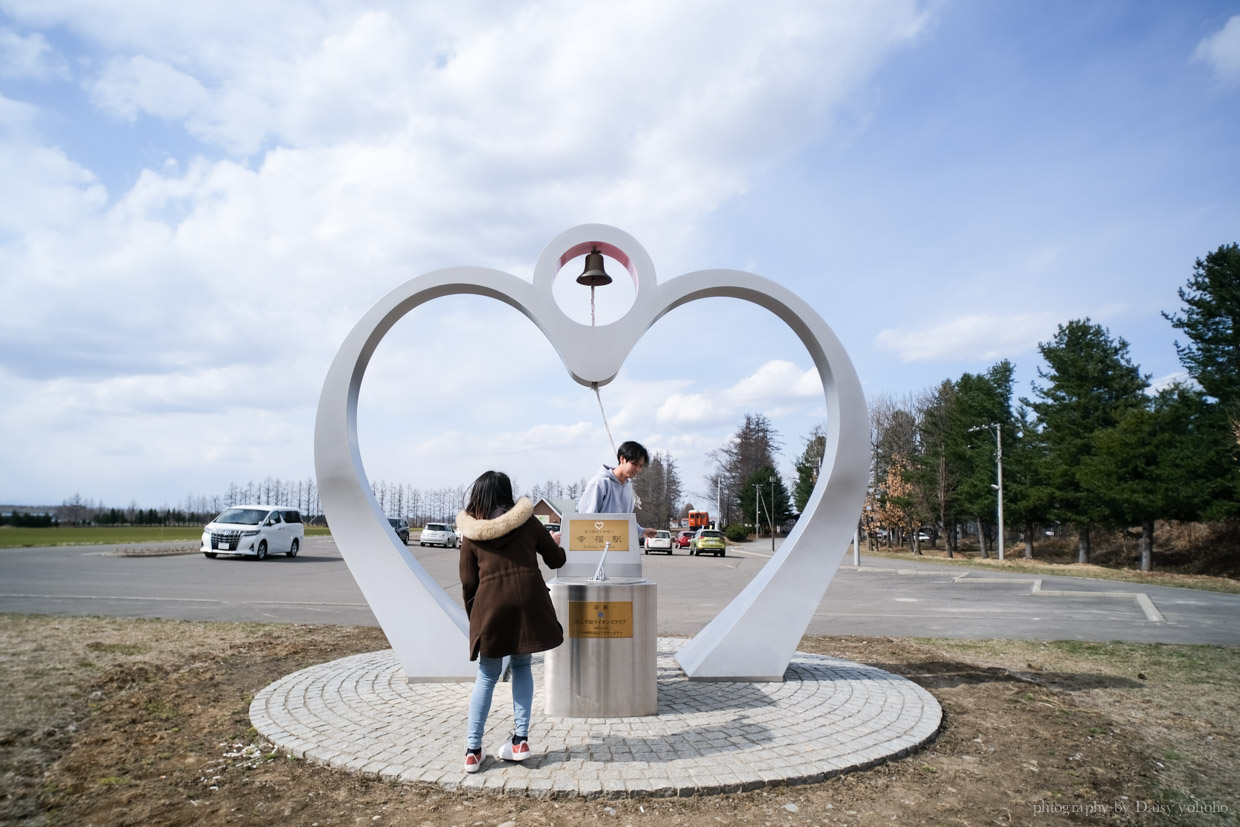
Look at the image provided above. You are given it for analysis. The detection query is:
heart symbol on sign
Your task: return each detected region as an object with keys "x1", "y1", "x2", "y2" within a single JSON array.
[
  {"x1": 314, "y1": 225, "x2": 869, "y2": 681},
  {"x1": 594, "y1": 521, "x2": 604, "y2": 530}
]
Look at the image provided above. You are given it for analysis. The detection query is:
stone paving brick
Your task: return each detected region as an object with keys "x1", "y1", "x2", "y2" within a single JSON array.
[
  {"x1": 526, "y1": 777, "x2": 554, "y2": 798},
  {"x1": 251, "y1": 638, "x2": 940, "y2": 799}
]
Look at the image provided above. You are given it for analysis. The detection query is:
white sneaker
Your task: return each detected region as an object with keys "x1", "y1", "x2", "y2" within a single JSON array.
[
  {"x1": 464, "y1": 746, "x2": 485, "y2": 773},
  {"x1": 498, "y1": 738, "x2": 531, "y2": 762}
]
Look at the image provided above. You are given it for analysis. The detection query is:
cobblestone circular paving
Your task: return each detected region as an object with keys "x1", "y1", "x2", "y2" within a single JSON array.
[{"x1": 250, "y1": 638, "x2": 941, "y2": 798}]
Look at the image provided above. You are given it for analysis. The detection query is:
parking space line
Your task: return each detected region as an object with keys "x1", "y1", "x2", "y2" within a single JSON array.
[{"x1": 952, "y1": 572, "x2": 1166, "y2": 622}]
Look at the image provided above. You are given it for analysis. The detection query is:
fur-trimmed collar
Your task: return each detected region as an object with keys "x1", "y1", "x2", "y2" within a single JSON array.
[{"x1": 455, "y1": 497, "x2": 533, "y2": 541}]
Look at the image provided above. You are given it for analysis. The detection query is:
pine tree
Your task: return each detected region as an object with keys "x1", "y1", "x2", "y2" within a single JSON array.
[
  {"x1": 1078, "y1": 386, "x2": 1230, "y2": 570},
  {"x1": 946, "y1": 362, "x2": 1015, "y2": 557},
  {"x1": 1162, "y1": 242, "x2": 1240, "y2": 509},
  {"x1": 1004, "y1": 406, "x2": 1055, "y2": 558},
  {"x1": 1024, "y1": 320, "x2": 1149, "y2": 563},
  {"x1": 740, "y1": 464, "x2": 794, "y2": 532},
  {"x1": 792, "y1": 425, "x2": 827, "y2": 514},
  {"x1": 1164, "y1": 243, "x2": 1240, "y2": 408},
  {"x1": 914, "y1": 381, "x2": 958, "y2": 552}
]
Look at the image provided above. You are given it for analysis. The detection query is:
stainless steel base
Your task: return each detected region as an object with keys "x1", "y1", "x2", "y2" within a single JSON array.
[{"x1": 545, "y1": 579, "x2": 657, "y2": 717}]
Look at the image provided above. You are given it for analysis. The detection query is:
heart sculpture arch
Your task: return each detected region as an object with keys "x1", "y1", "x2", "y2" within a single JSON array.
[{"x1": 314, "y1": 224, "x2": 870, "y2": 681}]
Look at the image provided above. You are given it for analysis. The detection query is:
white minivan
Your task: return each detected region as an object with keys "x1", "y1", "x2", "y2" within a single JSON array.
[{"x1": 202, "y1": 505, "x2": 303, "y2": 560}]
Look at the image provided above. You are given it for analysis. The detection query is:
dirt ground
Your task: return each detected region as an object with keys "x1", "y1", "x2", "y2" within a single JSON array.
[{"x1": 1, "y1": 615, "x2": 1236, "y2": 827}]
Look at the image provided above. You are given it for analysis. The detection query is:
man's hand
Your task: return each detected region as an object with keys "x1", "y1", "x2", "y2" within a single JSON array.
[
  {"x1": 550, "y1": 532, "x2": 561, "y2": 545},
  {"x1": 642, "y1": 527, "x2": 657, "y2": 539}
]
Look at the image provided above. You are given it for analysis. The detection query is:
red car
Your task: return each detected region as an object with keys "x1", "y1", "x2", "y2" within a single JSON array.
[{"x1": 675, "y1": 530, "x2": 694, "y2": 549}]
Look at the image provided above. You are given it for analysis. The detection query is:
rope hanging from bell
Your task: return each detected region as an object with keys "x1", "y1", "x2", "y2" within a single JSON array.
[
  {"x1": 577, "y1": 246, "x2": 618, "y2": 458},
  {"x1": 576, "y1": 245, "x2": 612, "y2": 327}
]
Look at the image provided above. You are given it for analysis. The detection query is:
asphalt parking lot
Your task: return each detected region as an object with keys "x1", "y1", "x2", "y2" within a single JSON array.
[{"x1": 2, "y1": 536, "x2": 1237, "y2": 645}]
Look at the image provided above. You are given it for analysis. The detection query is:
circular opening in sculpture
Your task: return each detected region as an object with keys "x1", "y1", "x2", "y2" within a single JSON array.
[{"x1": 551, "y1": 250, "x2": 636, "y2": 326}]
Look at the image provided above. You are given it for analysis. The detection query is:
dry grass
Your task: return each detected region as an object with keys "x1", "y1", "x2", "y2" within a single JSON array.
[
  {"x1": 867, "y1": 520, "x2": 1240, "y2": 595},
  {"x1": 2, "y1": 614, "x2": 1237, "y2": 826}
]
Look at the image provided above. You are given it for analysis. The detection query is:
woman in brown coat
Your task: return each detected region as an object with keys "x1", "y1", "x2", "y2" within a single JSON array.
[{"x1": 456, "y1": 470, "x2": 565, "y2": 773}]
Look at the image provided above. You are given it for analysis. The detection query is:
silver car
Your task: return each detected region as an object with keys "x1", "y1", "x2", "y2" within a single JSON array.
[{"x1": 419, "y1": 522, "x2": 458, "y2": 548}]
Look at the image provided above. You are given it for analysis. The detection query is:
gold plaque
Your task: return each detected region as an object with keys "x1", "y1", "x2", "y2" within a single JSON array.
[
  {"x1": 569, "y1": 519, "x2": 631, "y2": 552},
  {"x1": 567, "y1": 601, "x2": 634, "y2": 638}
]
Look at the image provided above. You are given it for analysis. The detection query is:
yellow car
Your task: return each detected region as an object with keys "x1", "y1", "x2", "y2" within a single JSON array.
[{"x1": 690, "y1": 529, "x2": 726, "y2": 557}]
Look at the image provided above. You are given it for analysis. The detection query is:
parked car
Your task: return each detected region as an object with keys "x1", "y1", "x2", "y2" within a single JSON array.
[
  {"x1": 202, "y1": 505, "x2": 303, "y2": 560},
  {"x1": 388, "y1": 518, "x2": 410, "y2": 545},
  {"x1": 644, "y1": 530, "x2": 674, "y2": 554},
  {"x1": 544, "y1": 523, "x2": 560, "y2": 533},
  {"x1": 690, "y1": 528, "x2": 726, "y2": 557},
  {"x1": 675, "y1": 530, "x2": 694, "y2": 549},
  {"x1": 420, "y1": 523, "x2": 458, "y2": 548},
  {"x1": 916, "y1": 529, "x2": 931, "y2": 542}
]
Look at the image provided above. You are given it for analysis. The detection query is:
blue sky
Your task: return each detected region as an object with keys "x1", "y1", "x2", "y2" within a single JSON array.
[{"x1": 1, "y1": 1, "x2": 1238, "y2": 511}]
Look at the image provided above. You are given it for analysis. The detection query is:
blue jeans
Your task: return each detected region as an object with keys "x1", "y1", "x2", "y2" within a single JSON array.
[{"x1": 466, "y1": 653, "x2": 532, "y2": 750}]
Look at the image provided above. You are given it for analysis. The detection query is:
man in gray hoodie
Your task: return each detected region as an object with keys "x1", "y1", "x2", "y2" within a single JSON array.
[{"x1": 577, "y1": 440, "x2": 658, "y2": 540}]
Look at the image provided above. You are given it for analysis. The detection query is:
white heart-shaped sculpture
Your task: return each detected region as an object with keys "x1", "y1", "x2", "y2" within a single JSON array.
[{"x1": 314, "y1": 224, "x2": 869, "y2": 681}]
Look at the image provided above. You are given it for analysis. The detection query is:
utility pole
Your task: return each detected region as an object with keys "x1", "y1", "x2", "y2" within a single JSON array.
[
  {"x1": 770, "y1": 476, "x2": 776, "y2": 552},
  {"x1": 996, "y1": 425, "x2": 1004, "y2": 561},
  {"x1": 968, "y1": 423, "x2": 1005, "y2": 561}
]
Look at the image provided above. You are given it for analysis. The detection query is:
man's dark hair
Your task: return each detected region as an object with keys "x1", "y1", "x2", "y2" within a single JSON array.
[
  {"x1": 617, "y1": 440, "x2": 649, "y2": 467},
  {"x1": 464, "y1": 470, "x2": 516, "y2": 520}
]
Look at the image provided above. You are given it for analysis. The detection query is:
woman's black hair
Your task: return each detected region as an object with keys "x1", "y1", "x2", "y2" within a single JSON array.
[{"x1": 464, "y1": 470, "x2": 516, "y2": 520}]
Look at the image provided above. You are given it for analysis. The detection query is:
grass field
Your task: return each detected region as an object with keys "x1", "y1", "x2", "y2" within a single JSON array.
[{"x1": 0, "y1": 525, "x2": 332, "y2": 548}]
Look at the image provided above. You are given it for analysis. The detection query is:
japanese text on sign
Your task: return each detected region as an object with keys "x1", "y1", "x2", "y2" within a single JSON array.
[
  {"x1": 569, "y1": 519, "x2": 631, "y2": 552},
  {"x1": 567, "y1": 601, "x2": 634, "y2": 639}
]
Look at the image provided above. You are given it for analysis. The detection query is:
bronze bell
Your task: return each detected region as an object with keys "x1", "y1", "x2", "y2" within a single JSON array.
[{"x1": 576, "y1": 246, "x2": 612, "y2": 287}]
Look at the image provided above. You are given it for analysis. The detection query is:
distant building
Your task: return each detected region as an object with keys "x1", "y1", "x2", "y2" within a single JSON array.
[{"x1": 532, "y1": 497, "x2": 577, "y2": 526}]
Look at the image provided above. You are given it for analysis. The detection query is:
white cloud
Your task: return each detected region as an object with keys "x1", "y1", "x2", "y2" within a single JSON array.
[
  {"x1": 410, "y1": 422, "x2": 598, "y2": 461},
  {"x1": 0, "y1": 0, "x2": 931, "y2": 504},
  {"x1": 3, "y1": 1, "x2": 932, "y2": 384},
  {"x1": 0, "y1": 118, "x2": 106, "y2": 235},
  {"x1": 652, "y1": 360, "x2": 821, "y2": 428},
  {"x1": 0, "y1": 369, "x2": 315, "y2": 507},
  {"x1": 0, "y1": 92, "x2": 39, "y2": 133},
  {"x1": 875, "y1": 312, "x2": 1065, "y2": 363},
  {"x1": 1194, "y1": 15, "x2": 1240, "y2": 83},
  {"x1": 90, "y1": 55, "x2": 211, "y2": 122},
  {"x1": 729, "y1": 360, "x2": 821, "y2": 406},
  {"x1": 0, "y1": 27, "x2": 69, "y2": 80}
]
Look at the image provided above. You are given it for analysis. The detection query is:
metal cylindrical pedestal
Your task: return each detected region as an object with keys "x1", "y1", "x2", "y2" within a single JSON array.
[{"x1": 545, "y1": 579, "x2": 657, "y2": 717}]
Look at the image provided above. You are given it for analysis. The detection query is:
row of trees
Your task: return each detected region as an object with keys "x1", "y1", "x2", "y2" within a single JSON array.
[
  {"x1": 50, "y1": 479, "x2": 327, "y2": 527},
  {"x1": 60, "y1": 476, "x2": 597, "y2": 528},
  {"x1": 0, "y1": 511, "x2": 59, "y2": 527},
  {"x1": 868, "y1": 243, "x2": 1240, "y2": 571}
]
